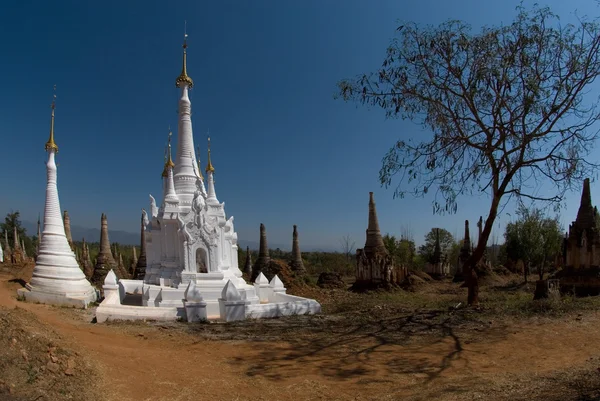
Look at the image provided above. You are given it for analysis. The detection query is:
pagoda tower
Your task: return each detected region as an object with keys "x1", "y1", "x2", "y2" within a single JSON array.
[
  {"x1": 173, "y1": 31, "x2": 200, "y2": 207},
  {"x1": 251, "y1": 224, "x2": 271, "y2": 282},
  {"x1": 91, "y1": 213, "x2": 117, "y2": 286},
  {"x1": 63, "y1": 210, "x2": 74, "y2": 250},
  {"x1": 289, "y1": 225, "x2": 306, "y2": 275},
  {"x1": 353, "y1": 192, "x2": 405, "y2": 290},
  {"x1": 134, "y1": 210, "x2": 147, "y2": 279},
  {"x1": 18, "y1": 93, "x2": 97, "y2": 308},
  {"x1": 243, "y1": 246, "x2": 252, "y2": 277},
  {"x1": 141, "y1": 31, "x2": 249, "y2": 316}
]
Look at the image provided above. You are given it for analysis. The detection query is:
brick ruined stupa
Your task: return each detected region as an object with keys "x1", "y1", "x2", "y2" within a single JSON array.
[
  {"x1": 353, "y1": 192, "x2": 407, "y2": 290},
  {"x1": 91, "y1": 213, "x2": 117, "y2": 287},
  {"x1": 556, "y1": 178, "x2": 600, "y2": 294},
  {"x1": 289, "y1": 225, "x2": 306, "y2": 275}
]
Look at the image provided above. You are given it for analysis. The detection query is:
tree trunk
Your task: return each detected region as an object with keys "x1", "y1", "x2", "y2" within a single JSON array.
[
  {"x1": 524, "y1": 261, "x2": 529, "y2": 283},
  {"x1": 538, "y1": 259, "x2": 545, "y2": 281},
  {"x1": 467, "y1": 260, "x2": 479, "y2": 305},
  {"x1": 534, "y1": 279, "x2": 549, "y2": 300}
]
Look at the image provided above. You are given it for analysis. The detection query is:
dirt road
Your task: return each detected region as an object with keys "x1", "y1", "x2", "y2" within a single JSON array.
[{"x1": 1, "y1": 271, "x2": 599, "y2": 401}]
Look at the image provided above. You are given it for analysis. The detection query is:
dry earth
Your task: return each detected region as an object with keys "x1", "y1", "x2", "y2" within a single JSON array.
[{"x1": 1, "y1": 263, "x2": 599, "y2": 401}]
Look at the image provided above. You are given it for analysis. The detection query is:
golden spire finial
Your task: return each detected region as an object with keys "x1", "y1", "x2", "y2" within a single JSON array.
[
  {"x1": 162, "y1": 129, "x2": 175, "y2": 177},
  {"x1": 45, "y1": 85, "x2": 59, "y2": 153},
  {"x1": 196, "y1": 145, "x2": 204, "y2": 180},
  {"x1": 175, "y1": 21, "x2": 194, "y2": 88},
  {"x1": 166, "y1": 130, "x2": 175, "y2": 168},
  {"x1": 206, "y1": 134, "x2": 215, "y2": 173},
  {"x1": 161, "y1": 145, "x2": 168, "y2": 177}
]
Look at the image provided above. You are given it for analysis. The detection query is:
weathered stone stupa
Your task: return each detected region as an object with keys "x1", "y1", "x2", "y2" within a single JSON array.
[
  {"x1": 117, "y1": 253, "x2": 128, "y2": 279},
  {"x1": 131, "y1": 246, "x2": 138, "y2": 275},
  {"x1": 12, "y1": 226, "x2": 24, "y2": 264},
  {"x1": 133, "y1": 210, "x2": 147, "y2": 279},
  {"x1": 454, "y1": 220, "x2": 472, "y2": 281},
  {"x1": 18, "y1": 96, "x2": 97, "y2": 308},
  {"x1": 243, "y1": 246, "x2": 252, "y2": 277},
  {"x1": 424, "y1": 228, "x2": 450, "y2": 276},
  {"x1": 289, "y1": 225, "x2": 306, "y2": 275},
  {"x1": 556, "y1": 178, "x2": 600, "y2": 294},
  {"x1": 251, "y1": 224, "x2": 270, "y2": 282},
  {"x1": 91, "y1": 213, "x2": 117, "y2": 286},
  {"x1": 354, "y1": 192, "x2": 406, "y2": 290},
  {"x1": 63, "y1": 210, "x2": 74, "y2": 250},
  {"x1": 4, "y1": 231, "x2": 11, "y2": 262},
  {"x1": 81, "y1": 238, "x2": 94, "y2": 279}
]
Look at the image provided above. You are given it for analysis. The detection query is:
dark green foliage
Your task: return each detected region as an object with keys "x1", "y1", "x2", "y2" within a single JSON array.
[
  {"x1": 238, "y1": 248, "x2": 353, "y2": 278},
  {"x1": 504, "y1": 204, "x2": 563, "y2": 280},
  {"x1": 382, "y1": 234, "x2": 417, "y2": 268},
  {"x1": 1, "y1": 211, "x2": 36, "y2": 257},
  {"x1": 417, "y1": 228, "x2": 455, "y2": 263}
]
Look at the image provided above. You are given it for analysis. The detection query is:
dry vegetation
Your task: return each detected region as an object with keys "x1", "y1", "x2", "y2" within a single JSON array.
[
  {"x1": 0, "y1": 306, "x2": 101, "y2": 401},
  {"x1": 1, "y1": 262, "x2": 600, "y2": 400}
]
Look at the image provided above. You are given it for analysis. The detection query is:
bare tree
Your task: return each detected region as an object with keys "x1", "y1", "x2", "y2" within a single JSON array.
[
  {"x1": 400, "y1": 223, "x2": 414, "y2": 241},
  {"x1": 338, "y1": 5, "x2": 600, "y2": 304},
  {"x1": 340, "y1": 234, "x2": 356, "y2": 260}
]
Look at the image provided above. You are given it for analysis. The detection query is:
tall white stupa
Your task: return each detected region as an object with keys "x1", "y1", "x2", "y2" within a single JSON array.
[
  {"x1": 143, "y1": 33, "x2": 252, "y2": 316},
  {"x1": 18, "y1": 92, "x2": 97, "y2": 308}
]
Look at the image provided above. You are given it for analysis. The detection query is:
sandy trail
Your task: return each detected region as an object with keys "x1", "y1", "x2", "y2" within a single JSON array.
[{"x1": 1, "y1": 272, "x2": 599, "y2": 401}]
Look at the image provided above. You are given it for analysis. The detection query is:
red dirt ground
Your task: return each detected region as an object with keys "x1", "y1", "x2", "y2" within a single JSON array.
[{"x1": 1, "y1": 266, "x2": 600, "y2": 401}]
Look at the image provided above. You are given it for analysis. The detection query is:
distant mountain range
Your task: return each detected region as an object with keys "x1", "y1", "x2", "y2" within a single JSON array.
[
  {"x1": 19, "y1": 220, "x2": 336, "y2": 251},
  {"x1": 21, "y1": 220, "x2": 139, "y2": 245}
]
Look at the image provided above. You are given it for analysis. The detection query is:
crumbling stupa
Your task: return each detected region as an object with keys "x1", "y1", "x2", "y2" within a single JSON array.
[
  {"x1": 289, "y1": 225, "x2": 306, "y2": 275},
  {"x1": 424, "y1": 228, "x2": 450, "y2": 276},
  {"x1": 91, "y1": 213, "x2": 117, "y2": 286},
  {"x1": 354, "y1": 192, "x2": 406, "y2": 290},
  {"x1": 17, "y1": 95, "x2": 97, "y2": 308},
  {"x1": 251, "y1": 224, "x2": 270, "y2": 282},
  {"x1": 81, "y1": 238, "x2": 94, "y2": 279},
  {"x1": 243, "y1": 246, "x2": 252, "y2": 277},
  {"x1": 557, "y1": 178, "x2": 600, "y2": 294},
  {"x1": 134, "y1": 211, "x2": 146, "y2": 279},
  {"x1": 63, "y1": 210, "x2": 74, "y2": 250}
]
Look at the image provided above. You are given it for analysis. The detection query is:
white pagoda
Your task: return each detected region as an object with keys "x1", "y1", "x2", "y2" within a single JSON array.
[
  {"x1": 141, "y1": 34, "x2": 254, "y2": 312},
  {"x1": 95, "y1": 34, "x2": 320, "y2": 322},
  {"x1": 18, "y1": 95, "x2": 97, "y2": 308}
]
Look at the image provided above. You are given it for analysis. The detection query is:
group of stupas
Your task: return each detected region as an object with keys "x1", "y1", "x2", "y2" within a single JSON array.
[
  {"x1": 0, "y1": 227, "x2": 33, "y2": 265},
  {"x1": 12, "y1": 27, "x2": 313, "y2": 308}
]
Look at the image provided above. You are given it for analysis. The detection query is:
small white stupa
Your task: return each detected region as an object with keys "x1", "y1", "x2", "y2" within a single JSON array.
[{"x1": 18, "y1": 92, "x2": 97, "y2": 308}]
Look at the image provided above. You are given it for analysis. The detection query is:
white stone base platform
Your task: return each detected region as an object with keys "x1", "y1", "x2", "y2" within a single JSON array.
[
  {"x1": 17, "y1": 285, "x2": 98, "y2": 309},
  {"x1": 95, "y1": 271, "x2": 321, "y2": 323}
]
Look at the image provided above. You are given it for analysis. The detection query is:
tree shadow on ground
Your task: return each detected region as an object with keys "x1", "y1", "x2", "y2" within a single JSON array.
[{"x1": 186, "y1": 307, "x2": 510, "y2": 391}]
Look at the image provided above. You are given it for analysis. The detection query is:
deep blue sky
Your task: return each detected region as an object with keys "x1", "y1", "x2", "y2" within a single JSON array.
[{"x1": 1, "y1": 0, "x2": 599, "y2": 250}]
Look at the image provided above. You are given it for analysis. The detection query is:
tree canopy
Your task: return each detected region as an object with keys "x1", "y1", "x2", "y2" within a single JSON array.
[
  {"x1": 337, "y1": 4, "x2": 600, "y2": 304},
  {"x1": 418, "y1": 228, "x2": 455, "y2": 263},
  {"x1": 504, "y1": 205, "x2": 562, "y2": 281}
]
